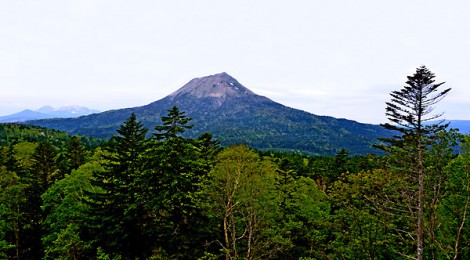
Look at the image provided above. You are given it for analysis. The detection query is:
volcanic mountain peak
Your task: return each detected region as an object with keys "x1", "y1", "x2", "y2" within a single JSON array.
[{"x1": 169, "y1": 72, "x2": 255, "y2": 99}]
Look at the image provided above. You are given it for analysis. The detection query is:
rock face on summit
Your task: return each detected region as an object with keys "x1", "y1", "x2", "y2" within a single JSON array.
[
  {"x1": 169, "y1": 72, "x2": 255, "y2": 99},
  {"x1": 27, "y1": 72, "x2": 390, "y2": 155},
  {"x1": 157, "y1": 72, "x2": 274, "y2": 116}
]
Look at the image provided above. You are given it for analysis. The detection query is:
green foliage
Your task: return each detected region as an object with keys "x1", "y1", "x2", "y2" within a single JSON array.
[
  {"x1": 57, "y1": 136, "x2": 88, "y2": 176},
  {"x1": 86, "y1": 113, "x2": 152, "y2": 259},
  {"x1": 329, "y1": 169, "x2": 406, "y2": 258},
  {"x1": 0, "y1": 166, "x2": 19, "y2": 258},
  {"x1": 197, "y1": 145, "x2": 331, "y2": 259},
  {"x1": 146, "y1": 107, "x2": 215, "y2": 257},
  {"x1": 154, "y1": 106, "x2": 193, "y2": 140},
  {"x1": 0, "y1": 123, "x2": 102, "y2": 149},
  {"x1": 437, "y1": 135, "x2": 470, "y2": 259},
  {"x1": 42, "y1": 161, "x2": 102, "y2": 259},
  {"x1": 198, "y1": 145, "x2": 290, "y2": 258}
]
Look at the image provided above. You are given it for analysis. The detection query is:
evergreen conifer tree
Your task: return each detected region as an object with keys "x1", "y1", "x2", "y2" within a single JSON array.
[
  {"x1": 24, "y1": 141, "x2": 58, "y2": 259},
  {"x1": 86, "y1": 113, "x2": 151, "y2": 259},
  {"x1": 147, "y1": 106, "x2": 210, "y2": 257},
  {"x1": 379, "y1": 66, "x2": 451, "y2": 259}
]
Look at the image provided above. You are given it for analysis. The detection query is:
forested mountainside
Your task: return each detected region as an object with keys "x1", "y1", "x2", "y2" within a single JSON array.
[
  {"x1": 0, "y1": 123, "x2": 102, "y2": 148},
  {"x1": 28, "y1": 73, "x2": 390, "y2": 155}
]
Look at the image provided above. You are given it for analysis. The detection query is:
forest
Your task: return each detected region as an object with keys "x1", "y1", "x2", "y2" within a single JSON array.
[{"x1": 1, "y1": 66, "x2": 470, "y2": 259}]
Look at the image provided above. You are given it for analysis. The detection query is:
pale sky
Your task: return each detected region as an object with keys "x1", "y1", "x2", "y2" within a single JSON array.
[{"x1": 1, "y1": 0, "x2": 469, "y2": 124}]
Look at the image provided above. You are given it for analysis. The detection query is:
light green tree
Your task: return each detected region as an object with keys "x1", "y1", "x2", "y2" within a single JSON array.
[
  {"x1": 199, "y1": 145, "x2": 292, "y2": 259},
  {"x1": 436, "y1": 135, "x2": 470, "y2": 259},
  {"x1": 0, "y1": 166, "x2": 18, "y2": 258},
  {"x1": 42, "y1": 159, "x2": 104, "y2": 259}
]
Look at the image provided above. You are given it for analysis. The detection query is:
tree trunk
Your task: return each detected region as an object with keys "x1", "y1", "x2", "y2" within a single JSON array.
[
  {"x1": 454, "y1": 166, "x2": 470, "y2": 260},
  {"x1": 417, "y1": 170, "x2": 424, "y2": 260},
  {"x1": 224, "y1": 212, "x2": 230, "y2": 260},
  {"x1": 417, "y1": 141, "x2": 424, "y2": 260}
]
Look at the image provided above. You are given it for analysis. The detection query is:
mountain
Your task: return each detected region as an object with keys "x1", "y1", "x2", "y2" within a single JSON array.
[
  {"x1": 0, "y1": 106, "x2": 100, "y2": 123},
  {"x1": 0, "y1": 110, "x2": 56, "y2": 123},
  {"x1": 37, "y1": 105, "x2": 100, "y2": 118},
  {"x1": 26, "y1": 72, "x2": 391, "y2": 155}
]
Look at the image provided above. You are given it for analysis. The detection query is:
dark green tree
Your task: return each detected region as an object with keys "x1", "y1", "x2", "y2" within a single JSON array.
[
  {"x1": 30, "y1": 141, "x2": 59, "y2": 192},
  {"x1": 154, "y1": 105, "x2": 193, "y2": 140},
  {"x1": 86, "y1": 113, "x2": 151, "y2": 259},
  {"x1": 0, "y1": 165, "x2": 21, "y2": 259},
  {"x1": 147, "y1": 106, "x2": 211, "y2": 257},
  {"x1": 24, "y1": 141, "x2": 58, "y2": 259},
  {"x1": 197, "y1": 132, "x2": 222, "y2": 173},
  {"x1": 4, "y1": 144, "x2": 23, "y2": 175},
  {"x1": 378, "y1": 65, "x2": 452, "y2": 259},
  {"x1": 57, "y1": 136, "x2": 88, "y2": 177}
]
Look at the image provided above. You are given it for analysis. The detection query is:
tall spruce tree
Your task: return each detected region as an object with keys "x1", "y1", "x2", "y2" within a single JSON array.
[
  {"x1": 379, "y1": 66, "x2": 451, "y2": 259},
  {"x1": 86, "y1": 113, "x2": 151, "y2": 259},
  {"x1": 147, "y1": 106, "x2": 210, "y2": 257},
  {"x1": 24, "y1": 141, "x2": 59, "y2": 259},
  {"x1": 58, "y1": 136, "x2": 87, "y2": 176},
  {"x1": 154, "y1": 105, "x2": 193, "y2": 140}
]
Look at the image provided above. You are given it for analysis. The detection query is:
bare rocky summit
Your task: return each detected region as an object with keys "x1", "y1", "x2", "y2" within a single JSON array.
[{"x1": 169, "y1": 72, "x2": 255, "y2": 100}]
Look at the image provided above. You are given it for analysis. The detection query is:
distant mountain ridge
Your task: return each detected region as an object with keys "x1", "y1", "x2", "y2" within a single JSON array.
[
  {"x1": 27, "y1": 73, "x2": 391, "y2": 155},
  {"x1": 445, "y1": 120, "x2": 470, "y2": 134},
  {"x1": 0, "y1": 106, "x2": 100, "y2": 123}
]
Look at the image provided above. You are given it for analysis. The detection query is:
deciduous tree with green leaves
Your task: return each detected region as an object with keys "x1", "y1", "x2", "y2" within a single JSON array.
[
  {"x1": 199, "y1": 145, "x2": 299, "y2": 259},
  {"x1": 42, "y1": 160, "x2": 103, "y2": 260}
]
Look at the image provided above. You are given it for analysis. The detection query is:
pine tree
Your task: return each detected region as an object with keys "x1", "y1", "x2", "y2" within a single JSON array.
[
  {"x1": 23, "y1": 141, "x2": 58, "y2": 259},
  {"x1": 379, "y1": 66, "x2": 451, "y2": 259},
  {"x1": 86, "y1": 113, "x2": 151, "y2": 259},
  {"x1": 154, "y1": 105, "x2": 193, "y2": 141},
  {"x1": 147, "y1": 106, "x2": 209, "y2": 257}
]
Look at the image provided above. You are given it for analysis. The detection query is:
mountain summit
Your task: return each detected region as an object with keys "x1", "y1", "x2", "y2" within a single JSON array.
[
  {"x1": 27, "y1": 73, "x2": 390, "y2": 155},
  {"x1": 169, "y1": 72, "x2": 255, "y2": 102}
]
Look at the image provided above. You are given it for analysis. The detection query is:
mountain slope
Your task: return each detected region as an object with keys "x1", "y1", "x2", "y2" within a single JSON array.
[{"x1": 27, "y1": 73, "x2": 390, "y2": 155}]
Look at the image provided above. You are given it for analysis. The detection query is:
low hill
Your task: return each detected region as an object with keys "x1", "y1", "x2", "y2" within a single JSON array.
[{"x1": 27, "y1": 73, "x2": 390, "y2": 155}]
